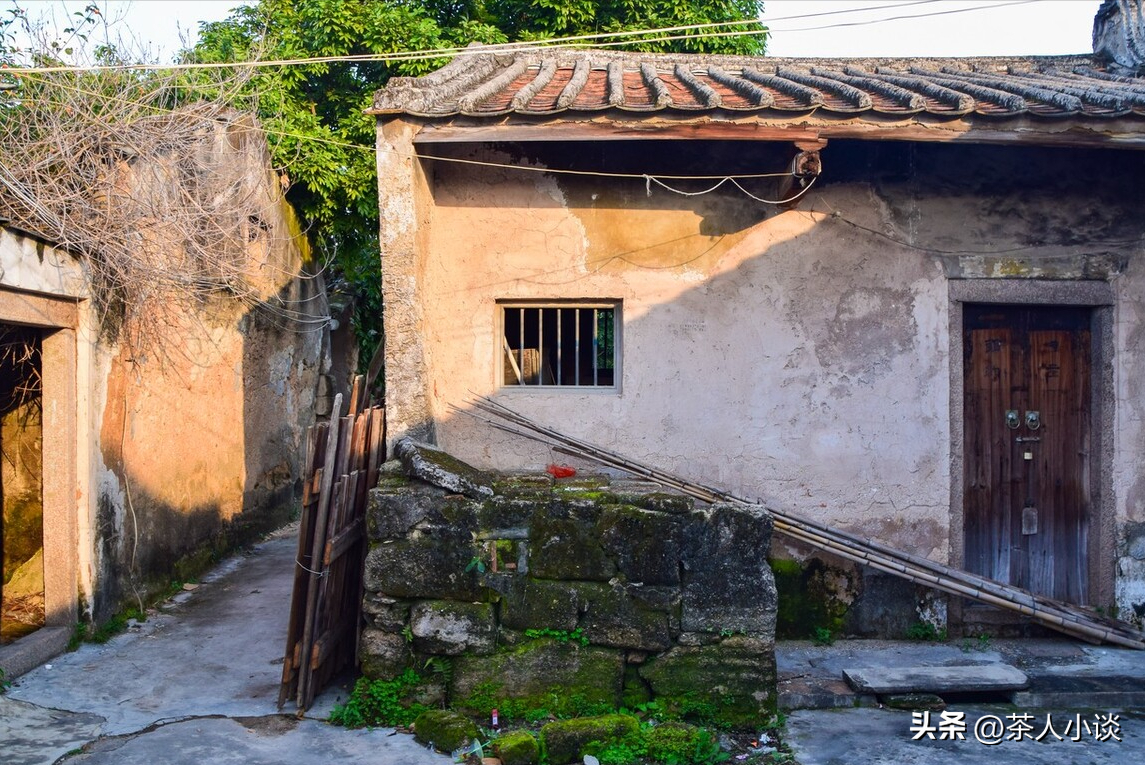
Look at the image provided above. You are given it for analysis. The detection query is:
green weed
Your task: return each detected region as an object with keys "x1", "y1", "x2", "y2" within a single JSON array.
[
  {"x1": 906, "y1": 621, "x2": 948, "y2": 642},
  {"x1": 811, "y1": 627, "x2": 834, "y2": 646},
  {"x1": 328, "y1": 669, "x2": 429, "y2": 728},
  {"x1": 522, "y1": 627, "x2": 590, "y2": 646}
]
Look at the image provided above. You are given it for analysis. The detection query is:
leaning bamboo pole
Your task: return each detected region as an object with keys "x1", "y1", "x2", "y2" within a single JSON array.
[{"x1": 458, "y1": 396, "x2": 1145, "y2": 650}]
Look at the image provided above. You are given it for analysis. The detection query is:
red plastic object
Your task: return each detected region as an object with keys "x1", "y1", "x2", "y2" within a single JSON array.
[{"x1": 546, "y1": 464, "x2": 577, "y2": 479}]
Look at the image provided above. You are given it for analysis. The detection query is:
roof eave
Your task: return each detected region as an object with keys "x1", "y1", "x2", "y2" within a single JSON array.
[{"x1": 386, "y1": 111, "x2": 1145, "y2": 151}]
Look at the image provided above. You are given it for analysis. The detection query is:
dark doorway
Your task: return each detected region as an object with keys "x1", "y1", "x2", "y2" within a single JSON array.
[
  {"x1": 1, "y1": 323, "x2": 44, "y2": 644},
  {"x1": 963, "y1": 304, "x2": 1091, "y2": 604}
]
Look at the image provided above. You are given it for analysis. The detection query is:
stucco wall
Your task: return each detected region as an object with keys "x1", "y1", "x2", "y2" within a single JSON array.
[
  {"x1": 1, "y1": 114, "x2": 331, "y2": 656},
  {"x1": 381, "y1": 134, "x2": 1145, "y2": 626}
]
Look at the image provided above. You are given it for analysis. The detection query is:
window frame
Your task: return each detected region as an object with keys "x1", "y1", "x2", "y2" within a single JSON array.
[{"x1": 496, "y1": 299, "x2": 621, "y2": 392}]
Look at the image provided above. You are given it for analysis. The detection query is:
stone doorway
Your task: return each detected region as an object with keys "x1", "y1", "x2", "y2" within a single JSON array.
[{"x1": 0, "y1": 322, "x2": 45, "y2": 645}]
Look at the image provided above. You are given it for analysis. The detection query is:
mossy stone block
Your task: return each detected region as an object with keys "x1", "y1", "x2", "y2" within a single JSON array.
[
  {"x1": 358, "y1": 627, "x2": 412, "y2": 680},
  {"x1": 541, "y1": 714, "x2": 640, "y2": 765},
  {"x1": 680, "y1": 504, "x2": 777, "y2": 635},
  {"x1": 395, "y1": 438, "x2": 494, "y2": 499},
  {"x1": 364, "y1": 534, "x2": 485, "y2": 601},
  {"x1": 529, "y1": 513, "x2": 615, "y2": 582},
  {"x1": 639, "y1": 636, "x2": 777, "y2": 729},
  {"x1": 597, "y1": 504, "x2": 682, "y2": 586},
  {"x1": 410, "y1": 600, "x2": 495, "y2": 655},
  {"x1": 494, "y1": 730, "x2": 540, "y2": 765},
  {"x1": 492, "y1": 576, "x2": 580, "y2": 632},
  {"x1": 576, "y1": 582, "x2": 672, "y2": 651},
  {"x1": 621, "y1": 664, "x2": 653, "y2": 708},
  {"x1": 614, "y1": 490, "x2": 694, "y2": 514},
  {"x1": 771, "y1": 557, "x2": 854, "y2": 639},
  {"x1": 491, "y1": 473, "x2": 554, "y2": 499},
  {"x1": 479, "y1": 494, "x2": 543, "y2": 529},
  {"x1": 367, "y1": 482, "x2": 450, "y2": 541},
  {"x1": 412, "y1": 709, "x2": 479, "y2": 752},
  {"x1": 361, "y1": 593, "x2": 410, "y2": 631},
  {"x1": 451, "y1": 639, "x2": 623, "y2": 717}
]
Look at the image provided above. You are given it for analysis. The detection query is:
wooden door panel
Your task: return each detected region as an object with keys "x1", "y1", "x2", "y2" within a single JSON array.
[
  {"x1": 964, "y1": 327, "x2": 1016, "y2": 584},
  {"x1": 963, "y1": 306, "x2": 1091, "y2": 604},
  {"x1": 1027, "y1": 329, "x2": 1090, "y2": 603}
]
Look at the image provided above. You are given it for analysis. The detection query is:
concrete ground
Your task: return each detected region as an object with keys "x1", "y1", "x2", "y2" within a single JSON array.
[
  {"x1": 4, "y1": 523, "x2": 1145, "y2": 764},
  {"x1": 780, "y1": 638, "x2": 1145, "y2": 764},
  {"x1": 0, "y1": 525, "x2": 449, "y2": 765}
]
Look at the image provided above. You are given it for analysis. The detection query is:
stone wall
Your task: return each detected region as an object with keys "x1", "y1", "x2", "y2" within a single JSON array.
[{"x1": 359, "y1": 440, "x2": 778, "y2": 728}]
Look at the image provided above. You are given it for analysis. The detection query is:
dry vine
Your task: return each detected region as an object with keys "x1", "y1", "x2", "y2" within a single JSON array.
[{"x1": 0, "y1": 17, "x2": 315, "y2": 360}]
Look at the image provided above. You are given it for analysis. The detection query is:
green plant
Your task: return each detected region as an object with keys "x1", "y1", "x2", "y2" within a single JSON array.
[
  {"x1": 465, "y1": 555, "x2": 487, "y2": 574},
  {"x1": 646, "y1": 723, "x2": 729, "y2": 765},
  {"x1": 582, "y1": 733, "x2": 647, "y2": 765},
  {"x1": 959, "y1": 632, "x2": 993, "y2": 653},
  {"x1": 522, "y1": 627, "x2": 590, "y2": 646},
  {"x1": 905, "y1": 621, "x2": 948, "y2": 642},
  {"x1": 0, "y1": 666, "x2": 9, "y2": 693},
  {"x1": 811, "y1": 627, "x2": 834, "y2": 646},
  {"x1": 328, "y1": 669, "x2": 429, "y2": 728},
  {"x1": 67, "y1": 605, "x2": 147, "y2": 650},
  {"x1": 422, "y1": 656, "x2": 453, "y2": 685}
]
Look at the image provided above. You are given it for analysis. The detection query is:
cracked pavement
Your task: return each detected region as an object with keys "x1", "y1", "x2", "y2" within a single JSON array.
[{"x1": 0, "y1": 527, "x2": 449, "y2": 765}]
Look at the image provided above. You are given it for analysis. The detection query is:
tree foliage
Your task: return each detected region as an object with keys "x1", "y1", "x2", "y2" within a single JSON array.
[{"x1": 187, "y1": 0, "x2": 768, "y2": 369}]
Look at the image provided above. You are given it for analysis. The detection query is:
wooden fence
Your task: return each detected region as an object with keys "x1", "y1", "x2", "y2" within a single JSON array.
[{"x1": 279, "y1": 378, "x2": 384, "y2": 711}]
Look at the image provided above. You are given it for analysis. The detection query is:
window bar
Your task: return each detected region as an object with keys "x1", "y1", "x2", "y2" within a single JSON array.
[
  {"x1": 593, "y1": 308, "x2": 599, "y2": 386},
  {"x1": 538, "y1": 308, "x2": 544, "y2": 386},
  {"x1": 556, "y1": 307, "x2": 562, "y2": 387},
  {"x1": 574, "y1": 308, "x2": 581, "y2": 387},
  {"x1": 518, "y1": 308, "x2": 525, "y2": 386}
]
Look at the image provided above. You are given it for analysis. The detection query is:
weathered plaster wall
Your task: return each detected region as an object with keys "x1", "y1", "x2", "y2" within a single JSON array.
[
  {"x1": 381, "y1": 135, "x2": 1145, "y2": 628},
  {"x1": 1, "y1": 115, "x2": 330, "y2": 658},
  {"x1": 87, "y1": 148, "x2": 327, "y2": 614},
  {"x1": 408, "y1": 142, "x2": 949, "y2": 557}
]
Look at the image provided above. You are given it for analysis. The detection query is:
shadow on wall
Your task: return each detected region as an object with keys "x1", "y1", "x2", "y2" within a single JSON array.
[{"x1": 90, "y1": 269, "x2": 326, "y2": 621}]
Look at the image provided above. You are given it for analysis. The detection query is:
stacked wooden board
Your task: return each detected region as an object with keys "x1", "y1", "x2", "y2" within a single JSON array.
[{"x1": 279, "y1": 377, "x2": 385, "y2": 712}]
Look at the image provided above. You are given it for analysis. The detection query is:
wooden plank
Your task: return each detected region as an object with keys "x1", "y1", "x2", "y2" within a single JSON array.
[
  {"x1": 294, "y1": 392, "x2": 343, "y2": 709},
  {"x1": 310, "y1": 622, "x2": 351, "y2": 672},
  {"x1": 348, "y1": 374, "x2": 364, "y2": 417},
  {"x1": 324, "y1": 497, "x2": 365, "y2": 568},
  {"x1": 277, "y1": 421, "x2": 325, "y2": 708},
  {"x1": 367, "y1": 407, "x2": 385, "y2": 489}
]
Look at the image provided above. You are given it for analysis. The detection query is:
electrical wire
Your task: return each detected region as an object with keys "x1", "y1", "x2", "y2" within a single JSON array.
[{"x1": 0, "y1": 0, "x2": 1039, "y2": 74}]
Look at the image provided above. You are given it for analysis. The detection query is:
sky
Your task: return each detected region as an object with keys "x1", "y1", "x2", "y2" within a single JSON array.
[{"x1": 12, "y1": 0, "x2": 1101, "y2": 61}]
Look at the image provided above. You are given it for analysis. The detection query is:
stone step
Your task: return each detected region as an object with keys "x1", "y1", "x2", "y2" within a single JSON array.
[{"x1": 842, "y1": 664, "x2": 1029, "y2": 695}]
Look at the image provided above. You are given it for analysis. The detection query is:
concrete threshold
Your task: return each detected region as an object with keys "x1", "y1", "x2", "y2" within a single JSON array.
[
  {"x1": 842, "y1": 665, "x2": 1028, "y2": 695},
  {"x1": 777, "y1": 638, "x2": 1145, "y2": 712}
]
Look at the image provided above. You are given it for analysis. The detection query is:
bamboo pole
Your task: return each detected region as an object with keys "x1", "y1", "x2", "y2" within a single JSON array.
[{"x1": 458, "y1": 397, "x2": 1145, "y2": 650}]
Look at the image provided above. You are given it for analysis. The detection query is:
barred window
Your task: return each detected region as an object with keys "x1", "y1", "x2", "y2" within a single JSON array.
[{"x1": 500, "y1": 302, "x2": 618, "y2": 388}]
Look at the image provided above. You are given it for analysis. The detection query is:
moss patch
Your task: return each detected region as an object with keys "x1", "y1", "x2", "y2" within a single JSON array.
[
  {"x1": 638, "y1": 637, "x2": 776, "y2": 729},
  {"x1": 451, "y1": 639, "x2": 623, "y2": 720},
  {"x1": 771, "y1": 557, "x2": 852, "y2": 640},
  {"x1": 412, "y1": 709, "x2": 479, "y2": 752},
  {"x1": 541, "y1": 714, "x2": 640, "y2": 765},
  {"x1": 494, "y1": 730, "x2": 540, "y2": 765}
]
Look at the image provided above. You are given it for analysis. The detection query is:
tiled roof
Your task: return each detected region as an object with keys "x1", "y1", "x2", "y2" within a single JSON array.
[{"x1": 369, "y1": 48, "x2": 1145, "y2": 121}]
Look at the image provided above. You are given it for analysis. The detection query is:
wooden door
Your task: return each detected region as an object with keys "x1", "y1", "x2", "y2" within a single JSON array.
[{"x1": 963, "y1": 305, "x2": 1091, "y2": 604}]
